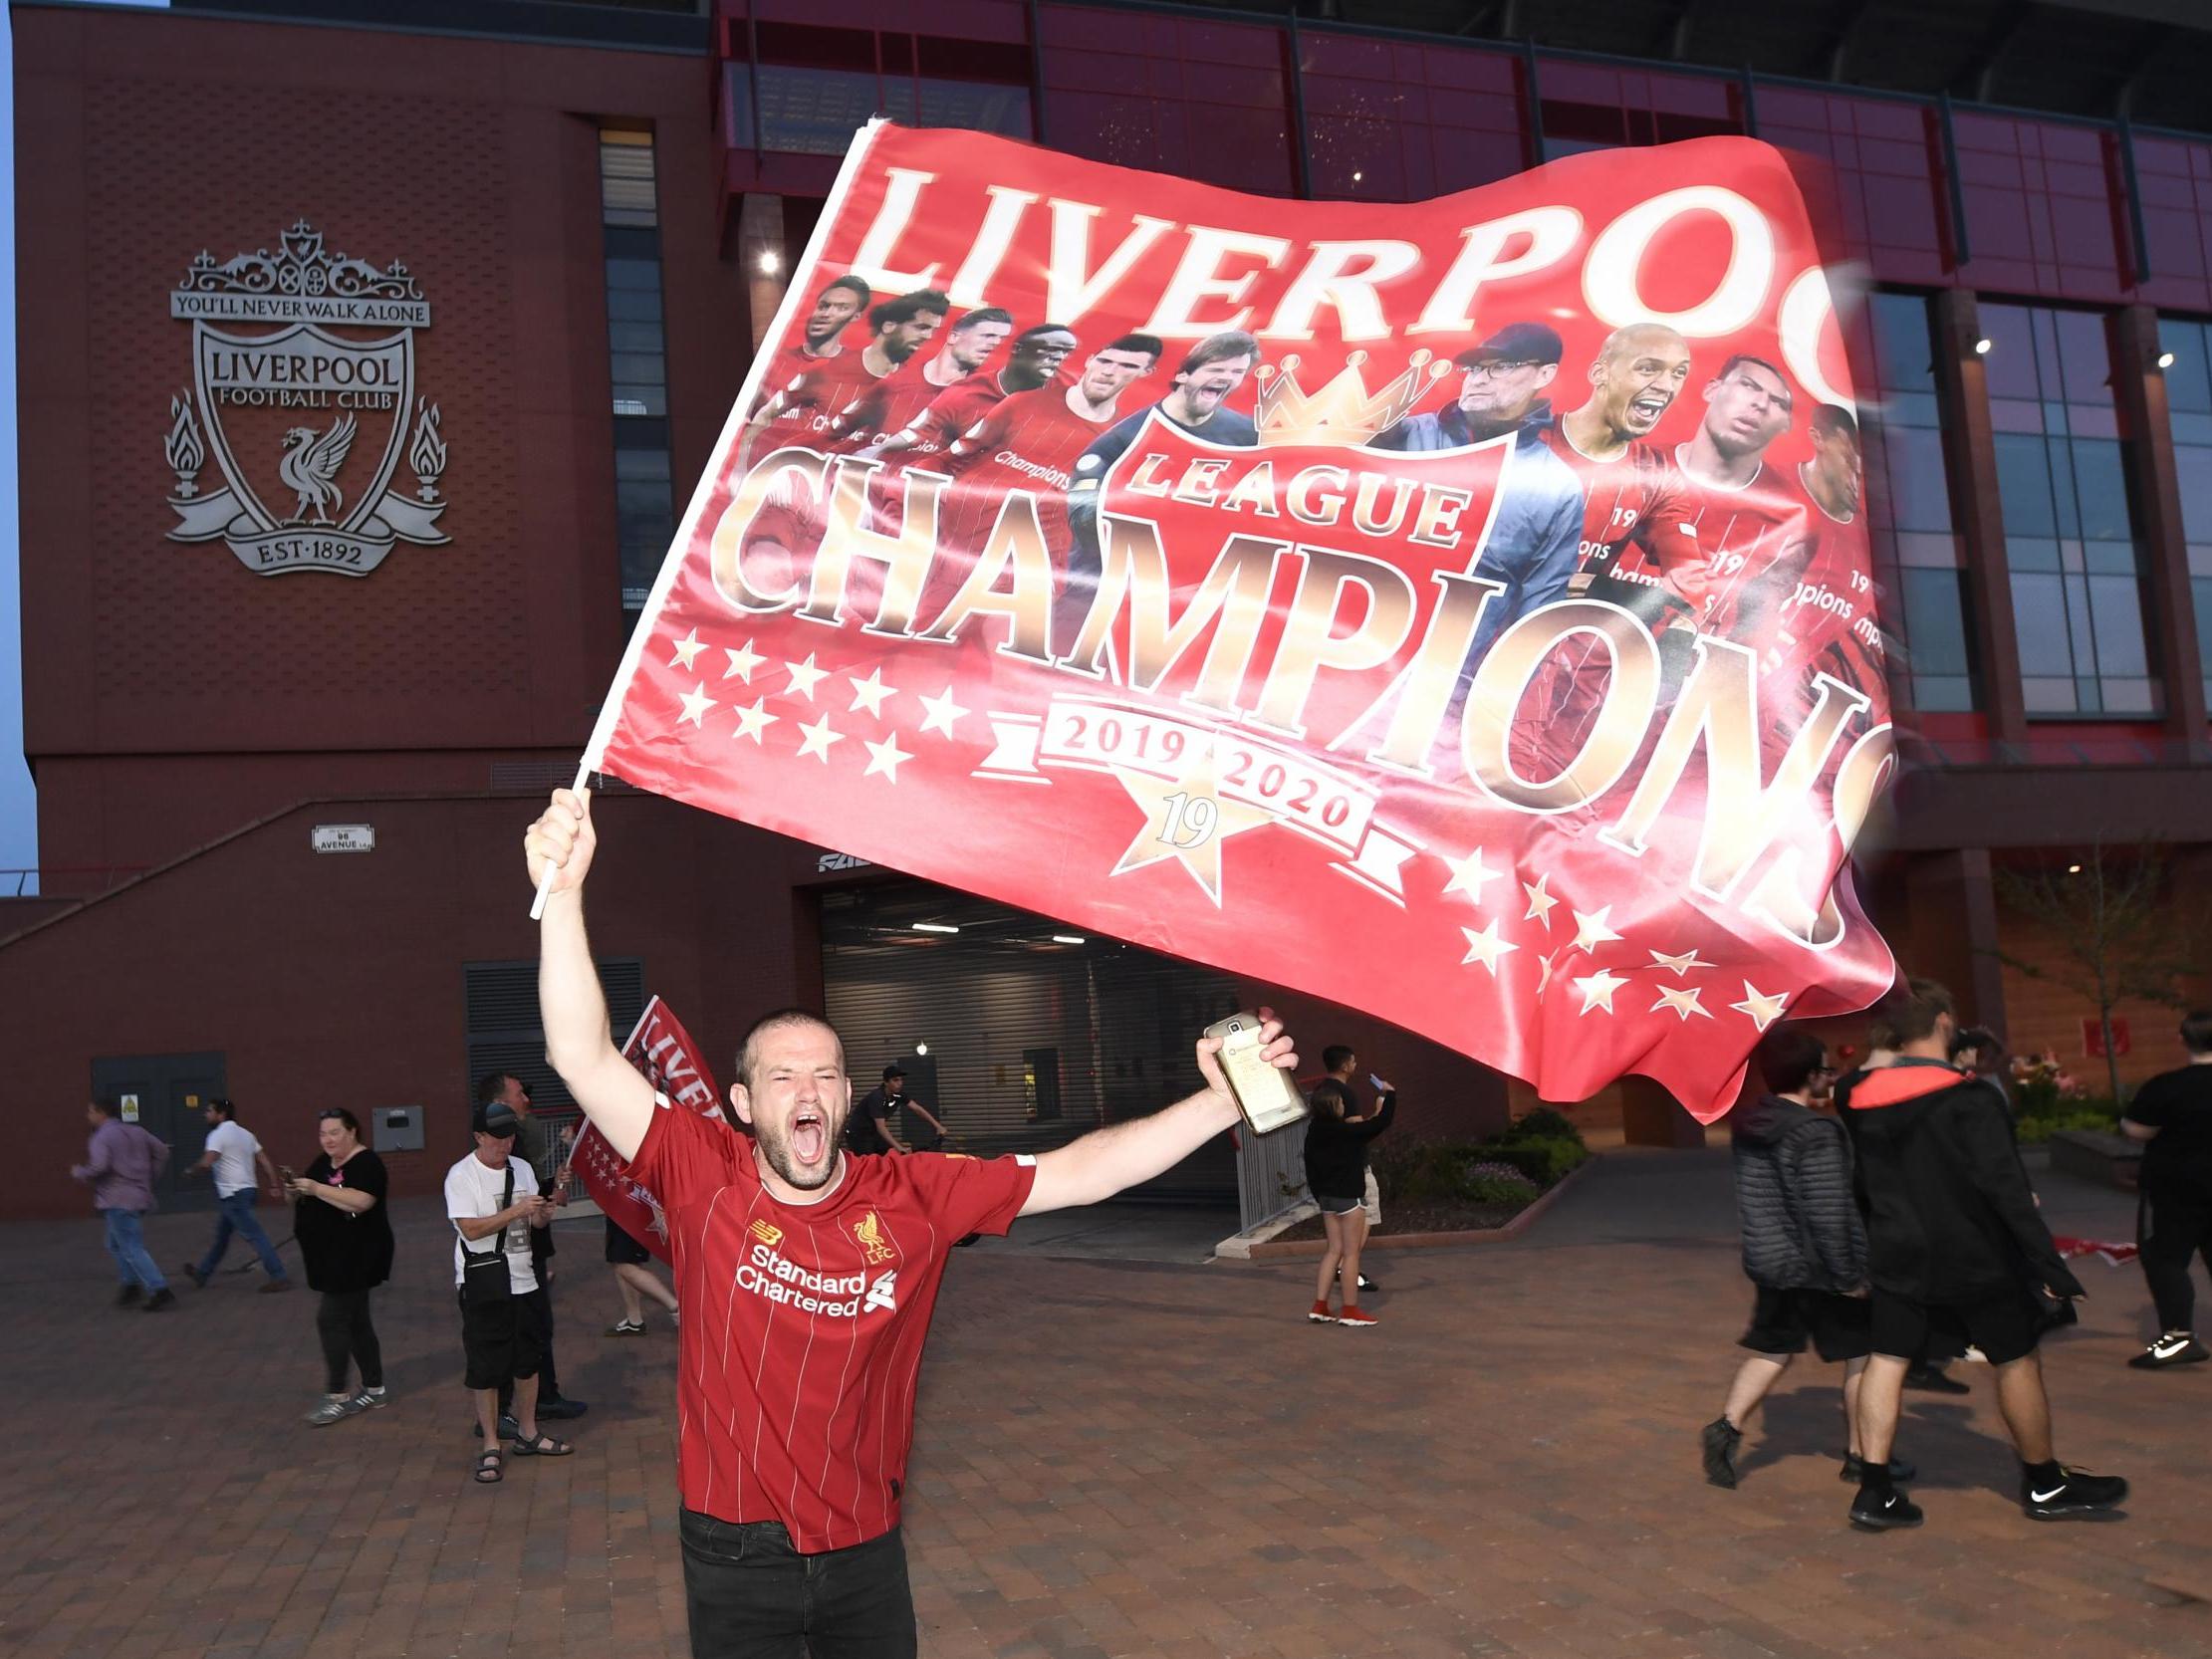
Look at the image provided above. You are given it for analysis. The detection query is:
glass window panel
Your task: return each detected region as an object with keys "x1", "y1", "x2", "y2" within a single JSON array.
[
  {"x1": 2022, "y1": 676, "x2": 2079, "y2": 713},
  {"x1": 1876, "y1": 425, "x2": 1951, "y2": 531},
  {"x1": 915, "y1": 79, "x2": 1031, "y2": 138},
  {"x1": 1914, "y1": 675, "x2": 1974, "y2": 712},
  {"x1": 757, "y1": 66, "x2": 887, "y2": 155},
  {"x1": 2102, "y1": 679, "x2": 2155, "y2": 714},
  {"x1": 611, "y1": 353, "x2": 666, "y2": 387},
  {"x1": 2051, "y1": 310, "x2": 2113, "y2": 406},
  {"x1": 606, "y1": 257, "x2": 663, "y2": 292},
  {"x1": 1899, "y1": 569, "x2": 1972, "y2": 676},
  {"x1": 1993, "y1": 434, "x2": 2058, "y2": 536},
  {"x1": 614, "y1": 447, "x2": 672, "y2": 482},
  {"x1": 2087, "y1": 574, "x2": 2151, "y2": 676},
  {"x1": 1979, "y1": 303, "x2": 2043, "y2": 399},
  {"x1": 609, "y1": 321, "x2": 665, "y2": 356},
  {"x1": 2064, "y1": 574, "x2": 2096, "y2": 664},
  {"x1": 2011, "y1": 572, "x2": 2075, "y2": 674},
  {"x1": 607, "y1": 288, "x2": 664, "y2": 324},
  {"x1": 2006, "y1": 536, "x2": 2061, "y2": 572},
  {"x1": 2161, "y1": 319, "x2": 2212, "y2": 414}
]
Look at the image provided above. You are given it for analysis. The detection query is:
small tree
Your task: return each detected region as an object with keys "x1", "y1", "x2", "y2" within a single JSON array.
[{"x1": 1993, "y1": 843, "x2": 2202, "y2": 1103}]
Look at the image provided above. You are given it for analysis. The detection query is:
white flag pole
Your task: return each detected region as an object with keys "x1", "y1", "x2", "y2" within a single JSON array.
[{"x1": 529, "y1": 118, "x2": 892, "y2": 920}]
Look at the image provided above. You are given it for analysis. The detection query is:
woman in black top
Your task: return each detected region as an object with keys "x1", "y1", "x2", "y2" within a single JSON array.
[
  {"x1": 1305, "y1": 1077, "x2": 1395, "y2": 1327},
  {"x1": 288, "y1": 1108, "x2": 395, "y2": 1425}
]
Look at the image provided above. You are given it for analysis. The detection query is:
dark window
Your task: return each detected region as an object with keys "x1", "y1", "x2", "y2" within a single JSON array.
[
  {"x1": 2158, "y1": 316, "x2": 2212, "y2": 713},
  {"x1": 1858, "y1": 292, "x2": 1977, "y2": 712},
  {"x1": 725, "y1": 26, "x2": 1032, "y2": 157},
  {"x1": 1982, "y1": 303, "x2": 2159, "y2": 717},
  {"x1": 600, "y1": 132, "x2": 678, "y2": 616}
]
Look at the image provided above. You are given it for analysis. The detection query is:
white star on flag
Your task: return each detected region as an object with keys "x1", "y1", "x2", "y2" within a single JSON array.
[
  {"x1": 1523, "y1": 874, "x2": 1559, "y2": 926},
  {"x1": 848, "y1": 669, "x2": 897, "y2": 718},
  {"x1": 1648, "y1": 947, "x2": 1712, "y2": 978},
  {"x1": 1537, "y1": 954, "x2": 1557, "y2": 995},
  {"x1": 1441, "y1": 846, "x2": 1502, "y2": 905},
  {"x1": 862, "y1": 734, "x2": 912, "y2": 782},
  {"x1": 1457, "y1": 920, "x2": 1518, "y2": 974},
  {"x1": 1571, "y1": 968, "x2": 1628, "y2": 1015},
  {"x1": 722, "y1": 639, "x2": 766, "y2": 682},
  {"x1": 795, "y1": 715, "x2": 845, "y2": 763},
  {"x1": 1730, "y1": 981, "x2": 1791, "y2": 1031},
  {"x1": 731, "y1": 696, "x2": 777, "y2": 744},
  {"x1": 676, "y1": 682, "x2": 712, "y2": 727},
  {"x1": 784, "y1": 654, "x2": 829, "y2": 702},
  {"x1": 916, "y1": 685, "x2": 970, "y2": 737},
  {"x1": 1569, "y1": 905, "x2": 1622, "y2": 955},
  {"x1": 1652, "y1": 985, "x2": 1713, "y2": 1022},
  {"x1": 669, "y1": 628, "x2": 705, "y2": 671}
]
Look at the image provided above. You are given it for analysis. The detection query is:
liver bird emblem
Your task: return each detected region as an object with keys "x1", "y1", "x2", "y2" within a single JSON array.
[
  {"x1": 853, "y1": 1210, "x2": 896, "y2": 1265},
  {"x1": 278, "y1": 414, "x2": 357, "y2": 525}
]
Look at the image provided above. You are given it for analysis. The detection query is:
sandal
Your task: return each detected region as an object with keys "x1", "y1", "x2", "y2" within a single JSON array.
[
  {"x1": 510, "y1": 1432, "x2": 575, "y2": 1457},
  {"x1": 473, "y1": 1449, "x2": 504, "y2": 1484}
]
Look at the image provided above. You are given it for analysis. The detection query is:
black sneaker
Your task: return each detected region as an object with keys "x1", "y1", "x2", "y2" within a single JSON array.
[
  {"x1": 2022, "y1": 1467, "x2": 2127, "y2": 1521},
  {"x1": 1700, "y1": 1417, "x2": 1742, "y2": 1489},
  {"x1": 1903, "y1": 1363, "x2": 1970, "y2": 1395},
  {"x1": 537, "y1": 1397, "x2": 589, "y2": 1420},
  {"x1": 115, "y1": 1285, "x2": 142, "y2": 1308},
  {"x1": 498, "y1": 1413, "x2": 519, "y2": 1441},
  {"x1": 181, "y1": 1264, "x2": 207, "y2": 1289},
  {"x1": 142, "y1": 1288, "x2": 177, "y2": 1312},
  {"x1": 2126, "y1": 1332, "x2": 2208, "y2": 1369},
  {"x1": 1840, "y1": 1453, "x2": 1917, "y2": 1484},
  {"x1": 1847, "y1": 1486, "x2": 1923, "y2": 1531}
]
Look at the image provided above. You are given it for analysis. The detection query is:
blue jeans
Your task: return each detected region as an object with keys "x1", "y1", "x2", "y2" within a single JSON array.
[
  {"x1": 103, "y1": 1209, "x2": 167, "y2": 1292},
  {"x1": 679, "y1": 1512, "x2": 914, "y2": 1659},
  {"x1": 199, "y1": 1190, "x2": 287, "y2": 1280}
]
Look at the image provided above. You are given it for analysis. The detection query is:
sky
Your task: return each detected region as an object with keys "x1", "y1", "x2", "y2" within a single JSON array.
[{"x1": 0, "y1": 6, "x2": 31, "y2": 885}]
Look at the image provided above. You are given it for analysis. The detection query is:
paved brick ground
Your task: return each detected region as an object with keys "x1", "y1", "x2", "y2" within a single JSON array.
[{"x1": 5, "y1": 1151, "x2": 2208, "y2": 1659}]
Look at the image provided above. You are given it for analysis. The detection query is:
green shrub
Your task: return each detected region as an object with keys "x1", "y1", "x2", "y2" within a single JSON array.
[
  {"x1": 1500, "y1": 1106, "x2": 1585, "y2": 1149},
  {"x1": 1461, "y1": 1173, "x2": 1541, "y2": 1205},
  {"x1": 1477, "y1": 1136, "x2": 1589, "y2": 1186},
  {"x1": 2015, "y1": 1103, "x2": 2126, "y2": 1145}
]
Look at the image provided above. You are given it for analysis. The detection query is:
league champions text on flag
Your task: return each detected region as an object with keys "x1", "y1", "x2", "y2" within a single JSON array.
[{"x1": 582, "y1": 121, "x2": 1896, "y2": 1121}]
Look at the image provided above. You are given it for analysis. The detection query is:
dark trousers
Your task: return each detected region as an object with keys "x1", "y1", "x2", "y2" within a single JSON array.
[
  {"x1": 498, "y1": 1288, "x2": 559, "y2": 1412},
  {"x1": 317, "y1": 1290, "x2": 383, "y2": 1393},
  {"x1": 2139, "y1": 1181, "x2": 2212, "y2": 1333},
  {"x1": 679, "y1": 1511, "x2": 914, "y2": 1659}
]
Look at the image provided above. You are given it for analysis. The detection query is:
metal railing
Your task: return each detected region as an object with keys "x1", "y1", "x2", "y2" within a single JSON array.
[
  {"x1": 0, "y1": 865, "x2": 150, "y2": 899},
  {"x1": 1233, "y1": 1113, "x2": 1311, "y2": 1234}
]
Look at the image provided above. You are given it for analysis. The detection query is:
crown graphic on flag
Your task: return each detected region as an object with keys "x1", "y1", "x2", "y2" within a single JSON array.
[{"x1": 1252, "y1": 350, "x2": 1454, "y2": 447}]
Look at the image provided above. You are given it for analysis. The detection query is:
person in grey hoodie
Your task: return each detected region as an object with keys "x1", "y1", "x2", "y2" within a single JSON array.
[
  {"x1": 72, "y1": 1098, "x2": 175, "y2": 1310},
  {"x1": 1701, "y1": 1027, "x2": 1910, "y2": 1490}
]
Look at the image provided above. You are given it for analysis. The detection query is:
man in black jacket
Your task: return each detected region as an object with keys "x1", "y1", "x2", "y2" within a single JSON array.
[
  {"x1": 1702, "y1": 1028, "x2": 1906, "y2": 1490},
  {"x1": 1842, "y1": 978, "x2": 2126, "y2": 1531}
]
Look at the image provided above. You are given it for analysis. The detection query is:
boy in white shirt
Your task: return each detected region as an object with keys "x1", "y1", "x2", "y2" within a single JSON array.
[{"x1": 183, "y1": 1098, "x2": 291, "y2": 1291}]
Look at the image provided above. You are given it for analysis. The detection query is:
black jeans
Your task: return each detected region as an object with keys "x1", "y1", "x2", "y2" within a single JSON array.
[
  {"x1": 679, "y1": 1510, "x2": 914, "y2": 1659},
  {"x1": 498, "y1": 1286, "x2": 560, "y2": 1412},
  {"x1": 317, "y1": 1290, "x2": 383, "y2": 1393},
  {"x1": 2139, "y1": 1180, "x2": 2212, "y2": 1332}
]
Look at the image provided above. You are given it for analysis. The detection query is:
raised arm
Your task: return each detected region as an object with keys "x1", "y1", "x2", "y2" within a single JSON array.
[
  {"x1": 1022, "y1": 1010, "x2": 1297, "y2": 1216},
  {"x1": 524, "y1": 789, "x2": 657, "y2": 1160}
]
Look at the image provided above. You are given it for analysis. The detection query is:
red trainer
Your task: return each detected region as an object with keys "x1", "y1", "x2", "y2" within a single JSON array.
[
  {"x1": 1337, "y1": 1305, "x2": 1377, "y2": 1327},
  {"x1": 1309, "y1": 1300, "x2": 1335, "y2": 1323}
]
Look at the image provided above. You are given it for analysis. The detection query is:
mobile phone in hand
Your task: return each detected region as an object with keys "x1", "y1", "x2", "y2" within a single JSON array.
[{"x1": 1367, "y1": 1073, "x2": 1386, "y2": 1092}]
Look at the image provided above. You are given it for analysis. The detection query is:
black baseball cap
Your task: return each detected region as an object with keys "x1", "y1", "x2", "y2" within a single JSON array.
[
  {"x1": 471, "y1": 1101, "x2": 520, "y2": 1139},
  {"x1": 881, "y1": 1064, "x2": 905, "y2": 1079},
  {"x1": 1455, "y1": 322, "x2": 1564, "y2": 369}
]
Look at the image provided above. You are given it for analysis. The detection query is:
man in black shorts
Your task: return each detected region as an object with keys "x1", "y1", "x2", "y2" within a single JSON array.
[
  {"x1": 605, "y1": 1214, "x2": 679, "y2": 1335},
  {"x1": 2121, "y1": 1009, "x2": 2212, "y2": 1368},
  {"x1": 1703, "y1": 1027, "x2": 1907, "y2": 1491},
  {"x1": 1842, "y1": 978, "x2": 2126, "y2": 1531}
]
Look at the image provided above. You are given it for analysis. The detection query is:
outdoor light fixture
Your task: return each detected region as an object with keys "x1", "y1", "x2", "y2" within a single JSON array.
[
  {"x1": 1051, "y1": 934, "x2": 1086, "y2": 945},
  {"x1": 759, "y1": 251, "x2": 782, "y2": 276},
  {"x1": 2157, "y1": 351, "x2": 2176, "y2": 369},
  {"x1": 915, "y1": 1042, "x2": 929, "y2": 1056},
  {"x1": 1352, "y1": 170, "x2": 1363, "y2": 182},
  {"x1": 2068, "y1": 863, "x2": 2084, "y2": 873},
  {"x1": 911, "y1": 921, "x2": 959, "y2": 934},
  {"x1": 1973, "y1": 337, "x2": 1992, "y2": 356}
]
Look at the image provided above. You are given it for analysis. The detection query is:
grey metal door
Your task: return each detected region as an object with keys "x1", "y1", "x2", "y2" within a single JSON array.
[{"x1": 89, "y1": 1052, "x2": 227, "y2": 1212}]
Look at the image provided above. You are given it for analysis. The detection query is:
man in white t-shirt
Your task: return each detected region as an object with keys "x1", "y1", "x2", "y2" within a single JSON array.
[
  {"x1": 182, "y1": 1097, "x2": 291, "y2": 1291},
  {"x1": 446, "y1": 1100, "x2": 573, "y2": 1484}
]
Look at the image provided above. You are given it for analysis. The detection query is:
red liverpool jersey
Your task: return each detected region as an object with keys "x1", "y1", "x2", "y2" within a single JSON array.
[
  {"x1": 754, "y1": 350, "x2": 888, "y2": 449},
  {"x1": 1535, "y1": 421, "x2": 1703, "y2": 600},
  {"x1": 936, "y1": 384, "x2": 1121, "y2": 553},
  {"x1": 1669, "y1": 455, "x2": 1819, "y2": 647},
  {"x1": 628, "y1": 1098, "x2": 1035, "y2": 1552},
  {"x1": 751, "y1": 340, "x2": 852, "y2": 417},
  {"x1": 892, "y1": 372, "x2": 1020, "y2": 466}
]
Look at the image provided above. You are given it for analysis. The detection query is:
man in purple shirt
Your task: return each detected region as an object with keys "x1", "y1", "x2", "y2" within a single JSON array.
[{"x1": 71, "y1": 1099, "x2": 176, "y2": 1310}]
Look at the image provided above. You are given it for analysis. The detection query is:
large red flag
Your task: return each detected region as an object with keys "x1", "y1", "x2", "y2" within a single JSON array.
[
  {"x1": 572, "y1": 996, "x2": 730, "y2": 1260},
  {"x1": 582, "y1": 122, "x2": 1894, "y2": 1120}
]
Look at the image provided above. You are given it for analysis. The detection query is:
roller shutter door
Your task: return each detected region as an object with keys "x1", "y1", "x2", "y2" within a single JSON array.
[{"x1": 821, "y1": 881, "x2": 1241, "y2": 1202}]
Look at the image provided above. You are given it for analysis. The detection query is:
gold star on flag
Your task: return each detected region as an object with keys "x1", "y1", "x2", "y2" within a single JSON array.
[
  {"x1": 1458, "y1": 920, "x2": 1518, "y2": 975},
  {"x1": 669, "y1": 628, "x2": 705, "y2": 671},
  {"x1": 848, "y1": 669, "x2": 897, "y2": 718},
  {"x1": 784, "y1": 653, "x2": 829, "y2": 702},
  {"x1": 794, "y1": 715, "x2": 844, "y2": 763},
  {"x1": 1441, "y1": 846, "x2": 1502, "y2": 906},
  {"x1": 1570, "y1": 905, "x2": 1622, "y2": 955},
  {"x1": 1652, "y1": 985, "x2": 1712, "y2": 1022},
  {"x1": 731, "y1": 697, "x2": 777, "y2": 745},
  {"x1": 916, "y1": 685, "x2": 970, "y2": 738},
  {"x1": 1730, "y1": 981, "x2": 1791, "y2": 1032},
  {"x1": 676, "y1": 682, "x2": 712, "y2": 727},
  {"x1": 1648, "y1": 947, "x2": 1711, "y2": 978},
  {"x1": 1111, "y1": 741, "x2": 1271, "y2": 903},
  {"x1": 1523, "y1": 874, "x2": 1559, "y2": 927},
  {"x1": 1571, "y1": 968, "x2": 1628, "y2": 1016},
  {"x1": 862, "y1": 734, "x2": 911, "y2": 782},
  {"x1": 722, "y1": 639, "x2": 766, "y2": 682}
]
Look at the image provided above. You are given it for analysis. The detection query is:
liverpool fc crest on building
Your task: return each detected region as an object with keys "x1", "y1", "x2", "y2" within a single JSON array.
[{"x1": 164, "y1": 220, "x2": 450, "y2": 577}]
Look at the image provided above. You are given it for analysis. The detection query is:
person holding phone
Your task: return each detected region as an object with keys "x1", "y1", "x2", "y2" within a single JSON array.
[
  {"x1": 290, "y1": 1108, "x2": 394, "y2": 1425},
  {"x1": 1318, "y1": 1045, "x2": 1382, "y2": 1294},
  {"x1": 1304, "y1": 1075, "x2": 1395, "y2": 1327}
]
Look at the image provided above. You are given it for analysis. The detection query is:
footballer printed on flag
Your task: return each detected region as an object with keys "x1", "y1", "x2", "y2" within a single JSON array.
[{"x1": 579, "y1": 119, "x2": 1896, "y2": 1121}]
